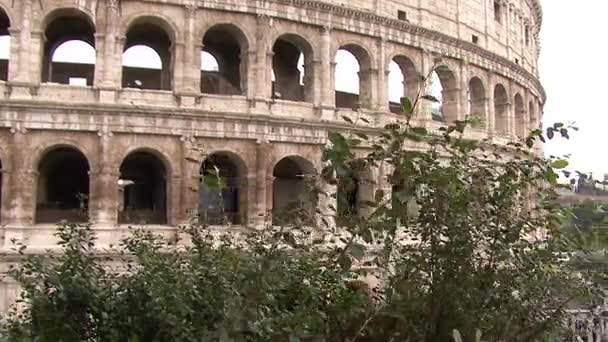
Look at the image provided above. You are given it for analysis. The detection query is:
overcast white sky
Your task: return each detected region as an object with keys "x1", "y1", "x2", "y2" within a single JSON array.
[
  {"x1": 540, "y1": 0, "x2": 608, "y2": 176},
  {"x1": 0, "y1": 1, "x2": 603, "y2": 175}
]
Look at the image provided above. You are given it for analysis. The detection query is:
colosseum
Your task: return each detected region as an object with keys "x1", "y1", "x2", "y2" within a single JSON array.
[{"x1": 0, "y1": 0, "x2": 544, "y2": 309}]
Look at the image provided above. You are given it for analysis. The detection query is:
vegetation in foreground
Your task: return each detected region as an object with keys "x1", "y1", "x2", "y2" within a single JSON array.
[{"x1": 1, "y1": 64, "x2": 600, "y2": 341}]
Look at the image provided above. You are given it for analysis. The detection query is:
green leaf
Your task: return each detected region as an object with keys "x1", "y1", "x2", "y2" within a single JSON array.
[
  {"x1": 411, "y1": 127, "x2": 428, "y2": 136},
  {"x1": 421, "y1": 94, "x2": 440, "y2": 103},
  {"x1": 400, "y1": 96, "x2": 413, "y2": 114},
  {"x1": 551, "y1": 159, "x2": 569, "y2": 169}
]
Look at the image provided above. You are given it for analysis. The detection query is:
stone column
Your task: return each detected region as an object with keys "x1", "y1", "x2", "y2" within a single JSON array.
[
  {"x1": 266, "y1": 175, "x2": 275, "y2": 223},
  {"x1": 93, "y1": 130, "x2": 119, "y2": 226},
  {"x1": 317, "y1": 179, "x2": 336, "y2": 230},
  {"x1": 254, "y1": 15, "x2": 271, "y2": 102},
  {"x1": 376, "y1": 38, "x2": 389, "y2": 113},
  {"x1": 15, "y1": 0, "x2": 33, "y2": 83},
  {"x1": 255, "y1": 140, "x2": 271, "y2": 226},
  {"x1": 487, "y1": 73, "x2": 496, "y2": 136},
  {"x1": 320, "y1": 26, "x2": 334, "y2": 108},
  {"x1": 359, "y1": 67, "x2": 377, "y2": 110},
  {"x1": 180, "y1": 136, "x2": 200, "y2": 224},
  {"x1": 6, "y1": 28, "x2": 20, "y2": 82},
  {"x1": 181, "y1": 5, "x2": 199, "y2": 94},
  {"x1": 244, "y1": 50, "x2": 257, "y2": 100},
  {"x1": 4, "y1": 125, "x2": 35, "y2": 245},
  {"x1": 102, "y1": 0, "x2": 121, "y2": 88}
]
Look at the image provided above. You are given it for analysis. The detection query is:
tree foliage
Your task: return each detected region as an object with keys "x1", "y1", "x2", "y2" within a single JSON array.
[{"x1": 1, "y1": 64, "x2": 598, "y2": 341}]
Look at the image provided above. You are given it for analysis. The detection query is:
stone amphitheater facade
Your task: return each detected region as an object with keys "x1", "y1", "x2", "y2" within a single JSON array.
[{"x1": 0, "y1": 0, "x2": 544, "y2": 309}]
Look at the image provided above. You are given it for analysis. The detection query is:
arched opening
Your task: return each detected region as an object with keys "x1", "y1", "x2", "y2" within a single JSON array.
[
  {"x1": 123, "y1": 20, "x2": 173, "y2": 90},
  {"x1": 494, "y1": 84, "x2": 509, "y2": 135},
  {"x1": 272, "y1": 34, "x2": 312, "y2": 102},
  {"x1": 529, "y1": 101, "x2": 537, "y2": 130},
  {"x1": 119, "y1": 151, "x2": 167, "y2": 225},
  {"x1": 426, "y1": 66, "x2": 458, "y2": 122},
  {"x1": 388, "y1": 56, "x2": 418, "y2": 114},
  {"x1": 272, "y1": 156, "x2": 316, "y2": 226},
  {"x1": 42, "y1": 11, "x2": 95, "y2": 86},
  {"x1": 199, "y1": 153, "x2": 246, "y2": 225},
  {"x1": 0, "y1": 8, "x2": 10, "y2": 81},
  {"x1": 36, "y1": 147, "x2": 89, "y2": 223},
  {"x1": 514, "y1": 93, "x2": 526, "y2": 138},
  {"x1": 468, "y1": 77, "x2": 486, "y2": 123},
  {"x1": 335, "y1": 44, "x2": 372, "y2": 110},
  {"x1": 201, "y1": 24, "x2": 247, "y2": 95}
]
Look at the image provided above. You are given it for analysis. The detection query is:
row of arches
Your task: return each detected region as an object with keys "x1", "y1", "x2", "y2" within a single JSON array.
[
  {"x1": 23, "y1": 146, "x2": 323, "y2": 226},
  {"x1": 0, "y1": 7, "x2": 540, "y2": 127}
]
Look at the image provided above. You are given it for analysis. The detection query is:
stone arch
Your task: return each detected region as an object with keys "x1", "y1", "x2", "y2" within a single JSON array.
[
  {"x1": 427, "y1": 64, "x2": 458, "y2": 122},
  {"x1": 334, "y1": 42, "x2": 373, "y2": 109},
  {"x1": 388, "y1": 55, "x2": 419, "y2": 114},
  {"x1": 271, "y1": 33, "x2": 315, "y2": 103},
  {"x1": 514, "y1": 93, "x2": 526, "y2": 138},
  {"x1": 0, "y1": 5, "x2": 11, "y2": 81},
  {"x1": 118, "y1": 149, "x2": 169, "y2": 225},
  {"x1": 494, "y1": 84, "x2": 509, "y2": 135},
  {"x1": 35, "y1": 146, "x2": 90, "y2": 223},
  {"x1": 41, "y1": 8, "x2": 96, "y2": 86},
  {"x1": 200, "y1": 23, "x2": 250, "y2": 95},
  {"x1": 272, "y1": 155, "x2": 317, "y2": 226},
  {"x1": 122, "y1": 15, "x2": 177, "y2": 90},
  {"x1": 199, "y1": 151, "x2": 248, "y2": 225},
  {"x1": 468, "y1": 76, "x2": 487, "y2": 122}
]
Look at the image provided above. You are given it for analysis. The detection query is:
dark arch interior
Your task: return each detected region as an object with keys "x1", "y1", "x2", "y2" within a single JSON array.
[
  {"x1": 494, "y1": 84, "x2": 509, "y2": 134},
  {"x1": 201, "y1": 26, "x2": 244, "y2": 95},
  {"x1": 123, "y1": 22, "x2": 172, "y2": 90},
  {"x1": 272, "y1": 36, "x2": 310, "y2": 102},
  {"x1": 42, "y1": 13, "x2": 95, "y2": 85},
  {"x1": 337, "y1": 159, "x2": 375, "y2": 225},
  {"x1": 199, "y1": 153, "x2": 242, "y2": 225},
  {"x1": 119, "y1": 151, "x2": 167, "y2": 224},
  {"x1": 0, "y1": 8, "x2": 10, "y2": 81},
  {"x1": 272, "y1": 157, "x2": 316, "y2": 226},
  {"x1": 514, "y1": 94, "x2": 526, "y2": 138},
  {"x1": 468, "y1": 77, "x2": 486, "y2": 120},
  {"x1": 36, "y1": 147, "x2": 89, "y2": 223}
]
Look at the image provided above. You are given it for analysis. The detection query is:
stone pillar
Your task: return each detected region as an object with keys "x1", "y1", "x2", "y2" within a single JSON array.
[
  {"x1": 255, "y1": 140, "x2": 271, "y2": 226},
  {"x1": 179, "y1": 136, "x2": 200, "y2": 224},
  {"x1": 102, "y1": 0, "x2": 121, "y2": 88},
  {"x1": 6, "y1": 28, "x2": 20, "y2": 82},
  {"x1": 320, "y1": 26, "x2": 335, "y2": 108},
  {"x1": 181, "y1": 5, "x2": 199, "y2": 94},
  {"x1": 359, "y1": 67, "x2": 377, "y2": 110},
  {"x1": 244, "y1": 50, "x2": 257, "y2": 100},
  {"x1": 4, "y1": 126, "x2": 34, "y2": 245},
  {"x1": 14, "y1": 0, "x2": 33, "y2": 83},
  {"x1": 305, "y1": 59, "x2": 319, "y2": 104},
  {"x1": 418, "y1": 50, "x2": 434, "y2": 121},
  {"x1": 487, "y1": 73, "x2": 496, "y2": 136},
  {"x1": 266, "y1": 175, "x2": 275, "y2": 223},
  {"x1": 318, "y1": 180, "x2": 336, "y2": 230},
  {"x1": 254, "y1": 15, "x2": 271, "y2": 102},
  {"x1": 93, "y1": 130, "x2": 119, "y2": 226},
  {"x1": 376, "y1": 38, "x2": 389, "y2": 113}
]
